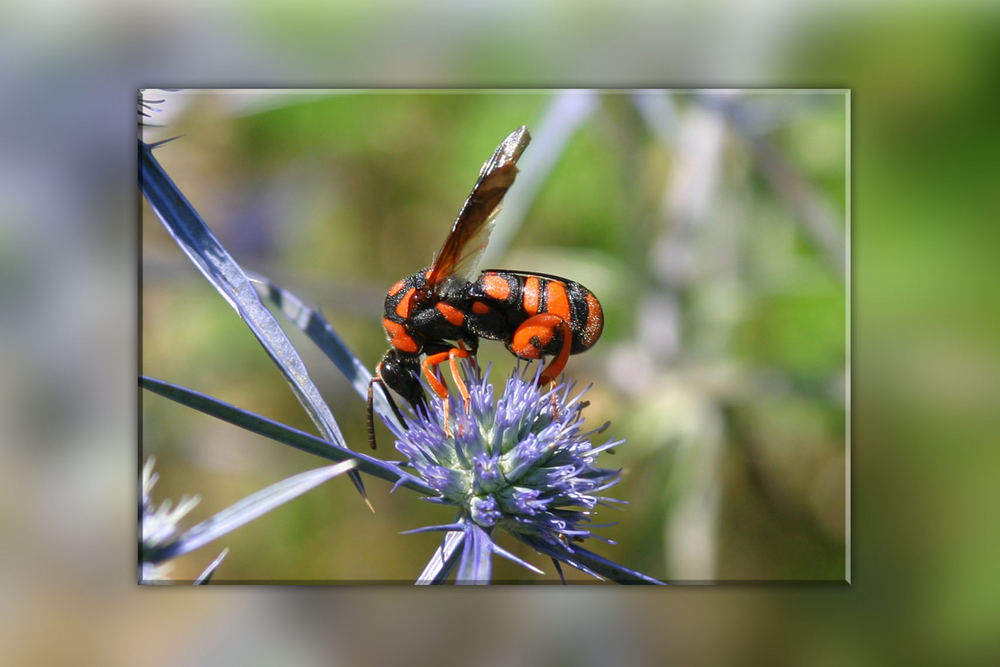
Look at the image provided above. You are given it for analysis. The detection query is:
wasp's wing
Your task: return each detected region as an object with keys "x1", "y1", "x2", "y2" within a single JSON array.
[{"x1": 424, "y1": 126, "x2": 531, "y2": 297}]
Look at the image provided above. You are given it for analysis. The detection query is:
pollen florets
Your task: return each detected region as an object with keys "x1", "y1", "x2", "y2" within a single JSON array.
[{"x1": 387, "y1": 362, "x2": 622, "y2": 548}]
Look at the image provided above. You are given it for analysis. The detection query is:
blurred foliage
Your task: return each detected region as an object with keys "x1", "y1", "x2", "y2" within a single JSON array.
[
  {"x1": 783, "y1": 11, "x2": 1000, "y2": 665},
  {"x1": 141, "y1": 89, "x2": 846, "y2": 583}
]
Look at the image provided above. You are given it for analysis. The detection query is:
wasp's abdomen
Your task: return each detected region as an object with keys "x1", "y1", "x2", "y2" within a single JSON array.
[{"x1": 468, "y1": 270, "x2": 604, "y2": 354}]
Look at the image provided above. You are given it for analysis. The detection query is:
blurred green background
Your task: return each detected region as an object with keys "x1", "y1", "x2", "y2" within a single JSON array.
[
  {"x1": 141, "y1": 89, "x2": 847, "y2": 584},
  {"x1": 3, "y1": 1, "x2": 998, "y2": 665}
]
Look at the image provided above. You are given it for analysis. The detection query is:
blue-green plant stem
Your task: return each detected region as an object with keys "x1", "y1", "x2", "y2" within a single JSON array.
[
  {"x1": 140, "y1": 376, "x2": 435, "y2": 496},
  {"x1": 139, "y1": 140, "x2": 367, "y2": 499}
]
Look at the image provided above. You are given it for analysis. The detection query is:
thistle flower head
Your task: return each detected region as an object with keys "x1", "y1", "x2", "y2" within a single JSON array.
[{"x1": 387, "y1": 362, "x2": 623, "y2": 567}]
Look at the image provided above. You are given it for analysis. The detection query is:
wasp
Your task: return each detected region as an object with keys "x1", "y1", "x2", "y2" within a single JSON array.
[{"x1": 367, "y1": 126, "x2": 604, "y2": 447}]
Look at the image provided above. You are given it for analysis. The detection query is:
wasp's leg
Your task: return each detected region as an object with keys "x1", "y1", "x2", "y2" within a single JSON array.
[
  {"x1": 421, "y1": 346, "x2": 473, "y2": 404},
  {"x1": 421, "y1": 345, "x2": 475, "y2": 435},
  {"x1": 458, "y1": 333, "x2": 481, "y2": 376},
  {"x1": 508, "y1": 313, "x2": 573, "y2": 385},
  {"x1": 448, "y1": 344, "x2": 474, "y2": 407}
]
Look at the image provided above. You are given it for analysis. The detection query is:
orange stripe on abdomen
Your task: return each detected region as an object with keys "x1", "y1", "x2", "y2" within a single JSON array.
[
  {"x1": 581, "y1": 292, "x2": 604, "y2": 349},
  {"x1": 544, "y1": 280, "x2": 571, "y2": 321},
  {"x1": 481, "y1": 272, "x2": 511, "y2": 301},
  {"x1": 522, "y1": 276, "x2": 541, "y2": 315}
]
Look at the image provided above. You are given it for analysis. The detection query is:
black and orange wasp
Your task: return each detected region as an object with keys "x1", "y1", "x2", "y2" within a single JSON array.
[{"x1": 367, "y1": 126, "x2": 604, "y2": 448}]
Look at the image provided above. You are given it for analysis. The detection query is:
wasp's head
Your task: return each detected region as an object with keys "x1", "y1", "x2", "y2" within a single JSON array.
[{"x1": 376, "y1": 348, "x2": 427, "y2": 414}]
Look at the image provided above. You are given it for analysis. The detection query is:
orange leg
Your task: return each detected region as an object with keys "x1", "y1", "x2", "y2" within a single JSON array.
[
  {"x1": 457, "y1": 339, "x2": 479, "y2": 375},
  {"x1": 509, "y1": 313, "x2": 573, "y2": 385},
  {"x1": 421, "y1": 346, "x2": 473, "y2": 404},
  {"x1": 421, "y1": 351, "x2": 451, "y2": 400},
  {"x1": 421, "y1": 346, "x2": 474, "y2": 435}
]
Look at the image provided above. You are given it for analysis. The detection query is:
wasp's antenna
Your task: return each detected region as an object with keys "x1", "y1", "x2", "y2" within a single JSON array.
[
  {"x1": 366, "y1": 377, "x2": 379, "y2": 450},
  {"x1": 367, "y1": 374, "x2": 408, "y2": 450}
]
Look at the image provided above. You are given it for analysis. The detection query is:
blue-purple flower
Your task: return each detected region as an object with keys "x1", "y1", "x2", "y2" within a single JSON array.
[{"x1": 386, "y1": 361, "x2": 626, "y2": 581}]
